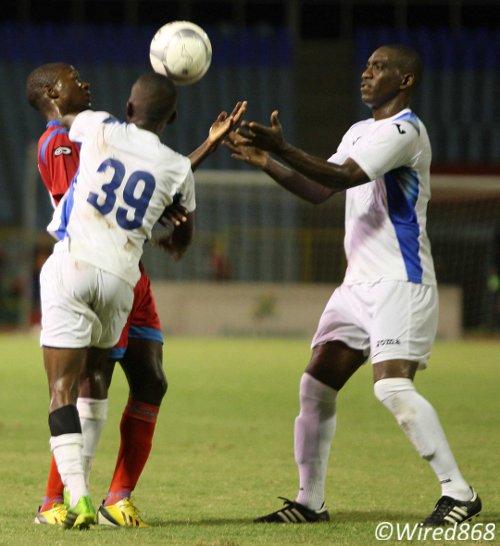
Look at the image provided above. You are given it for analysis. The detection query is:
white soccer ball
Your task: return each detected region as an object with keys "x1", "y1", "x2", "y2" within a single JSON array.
[{"x1": 149, "y1": 21, "x2": 212, "y2": 86}]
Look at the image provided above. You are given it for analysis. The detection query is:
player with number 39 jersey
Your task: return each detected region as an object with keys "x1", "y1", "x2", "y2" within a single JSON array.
[
  {"x1": 35, "y1": 71, "x2": 246, "y2": 529},
  {"x1": 49, "y1": 110, "x2": 195, "y2": 286}
]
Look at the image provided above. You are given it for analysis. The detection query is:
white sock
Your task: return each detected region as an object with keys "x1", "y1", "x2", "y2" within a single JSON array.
[
  {"x1": 374, "y1": 378, "x2": 472, "y2": 500},
  {"x1": 50, "y1": 433, "x2": 88, "y2": 507},
  {"x1": 76, "y1": 397, "x2": 108, "y2": 489},
  {"x1": 294, "y1": 373, "x2": 337, "y2": 511}
]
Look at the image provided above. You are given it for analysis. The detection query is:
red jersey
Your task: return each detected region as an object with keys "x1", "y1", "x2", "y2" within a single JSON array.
[{"x1": 38, "y1": 120, "x2": 80, "y2": 206}]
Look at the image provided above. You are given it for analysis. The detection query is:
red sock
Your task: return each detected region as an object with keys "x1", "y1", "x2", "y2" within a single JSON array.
[
  {"x1": 40, "y1": 456, "x2": 64, "y2": 511},
  {"x1": 104, "y1": 399, "x2": 159, "y2": 506}
]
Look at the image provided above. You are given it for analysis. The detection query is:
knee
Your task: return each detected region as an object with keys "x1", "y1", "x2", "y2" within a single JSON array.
[
  {"x1": 146, "y1": 353, "x2": 168, "y2": 400},
  {"x1": 152, "y1": 369, "x2": 168, "y2": 400},
  {"x1": 131, "y1": 362, "x2": 168, "y2": 405},
  {"x1": 50, "y1": 376, "x2": 79, "y2": 410},
  {"x1": 373, "y1": 377, "x2": 417, "y2": 428},
  {"x1": 299, "y1": 373, "x2": 337, "y2": 416},
  {"x1": 79, "y1": 367, "x2": 112, "y2": 399}
]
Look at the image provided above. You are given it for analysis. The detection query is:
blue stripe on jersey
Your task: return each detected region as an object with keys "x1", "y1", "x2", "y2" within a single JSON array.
[
  {"x1": 53, "y1": 179, "x2": 77, "y2": 240},
  {"x1": 40, "y1": 127, "x2": 69, "y2": 166},
  {"x1": 384, "y1": 167, "x2": 423, "y2": 283},
  {"x1": 128, "y1": 325, "x2": 164, "y2": 344},
  {"x1": 394, "y1": 111, "x2": 420, "y2": 134}
]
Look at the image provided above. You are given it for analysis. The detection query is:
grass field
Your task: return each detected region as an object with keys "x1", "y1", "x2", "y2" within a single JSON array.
[{"x1": 0, "y1": 333, "x2": 499, "y2": 545}]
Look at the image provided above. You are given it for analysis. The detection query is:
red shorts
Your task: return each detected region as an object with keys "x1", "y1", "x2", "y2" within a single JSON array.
[{"x1": 109, "y1": 262, "x2": 163, "y2": 361}]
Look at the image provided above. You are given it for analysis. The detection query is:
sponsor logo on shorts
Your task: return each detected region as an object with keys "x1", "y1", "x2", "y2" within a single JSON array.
[
  {"x1": 54, "y1": 146, "x2": 72, "y2": 156},
  {"x1": 376, "y1": 338, "x2": 401, "y2": 347}
]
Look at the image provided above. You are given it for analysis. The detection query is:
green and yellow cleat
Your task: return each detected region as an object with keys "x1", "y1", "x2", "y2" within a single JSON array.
[
  {"x1": 62, "y1": 495, "x2": 96, "y2": 530},
  {"x1": 34, "y1": 502, "x2": 67, "y2": 525},
  {"x1": 97, "y1": 497, "x2": 149, "y2": 528}
]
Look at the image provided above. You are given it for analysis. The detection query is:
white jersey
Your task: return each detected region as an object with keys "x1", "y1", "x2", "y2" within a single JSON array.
[
  {"x1": 48, "y1": 110, "x2": 196, "y2": 286},
  {"x1": 329, "y1": 108, "x2": 436, "y2": 286}
]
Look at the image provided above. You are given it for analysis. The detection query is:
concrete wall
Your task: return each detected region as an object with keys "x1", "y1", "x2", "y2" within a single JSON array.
[{"x1": 151, "y1": 282, "x2": 462, "y2": 340}]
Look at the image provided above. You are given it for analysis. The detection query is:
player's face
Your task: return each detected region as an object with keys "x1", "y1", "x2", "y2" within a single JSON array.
[
  {"x1": 53, "y1": 66, "x2": 91, "y2": 115},
  {"x1": 360, "y1": 48, "x2": 403, "y2": 108}
]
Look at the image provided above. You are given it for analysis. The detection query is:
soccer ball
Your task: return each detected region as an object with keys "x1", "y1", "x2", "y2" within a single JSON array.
[{"x1": 149, "y1": 21, "x2": 212, "y2": 86}]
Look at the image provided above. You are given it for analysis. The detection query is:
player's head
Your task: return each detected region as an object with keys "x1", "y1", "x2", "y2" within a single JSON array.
[
  {"x1": 126, "y1": 72, "x2": 178, "y2": 135},
  {"x1": 26, "y1": 63, "x2": 91, "y2": 120},
  {"x1": 360, "y1": 45, "x2": 423, "y2": 110}
]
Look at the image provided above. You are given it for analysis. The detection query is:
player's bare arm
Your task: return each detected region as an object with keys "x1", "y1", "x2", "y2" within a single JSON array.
[
  {"x1": 189, "y1": 100, "x2": 247, "y2": 170},
  {"x1": 225, "y1": 131, "x2": 333, "y2": 204},
  {"x1": 239, "y1": 110, "x2": 370, "y2": 191}
]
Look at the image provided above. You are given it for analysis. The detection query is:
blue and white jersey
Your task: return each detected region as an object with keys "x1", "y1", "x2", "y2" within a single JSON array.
[
  {"x1": 48, "y1": 110, "x2": 195, "y2": 286},
  {"x1": 329, "y1": 108, "x2": 436, "y2": 286}
]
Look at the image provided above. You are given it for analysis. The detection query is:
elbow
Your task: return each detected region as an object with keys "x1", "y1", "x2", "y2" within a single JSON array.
[{"x1": 311, "y1": 187, "x2": 336, "y2": 205}]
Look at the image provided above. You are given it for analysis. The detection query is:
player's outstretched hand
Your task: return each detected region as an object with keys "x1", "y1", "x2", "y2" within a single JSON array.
[
  {"x1": 208, "y1": 100, "x2": 248, "y2": 145},
  {"x1": 224, "y1": 130, "x2": 269, "y2": 169},
  {"x1": 237, "y1": 110, "x2": 285, "y2": 154},
  {"x1": 189, "y1": 101, "x2": 247, "y2": 171}
]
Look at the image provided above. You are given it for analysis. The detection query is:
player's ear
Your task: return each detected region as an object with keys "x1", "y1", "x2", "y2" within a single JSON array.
[
  {"x1": 126, "y1": 100, "x2": 134, "y2": 120},
  {"x1": 167, "y1": 110, "x2": 177, "y2": 125},
  {"x1": 45, "y1": 84, "x2": 59, "y2": 99},
  {"x1": 400, "y1": 72, "x2": 414, "y2": 89}
]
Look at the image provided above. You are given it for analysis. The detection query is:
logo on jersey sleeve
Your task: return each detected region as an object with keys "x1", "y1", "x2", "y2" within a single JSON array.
[{"x1": 54, "y1": 146, "x2": 73, "y2": 157}]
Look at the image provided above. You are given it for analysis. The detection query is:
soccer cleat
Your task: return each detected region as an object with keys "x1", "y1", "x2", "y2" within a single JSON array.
[
  {"x1": 62, "y1": 495, "x2": 96, "y2": 530},
  {"x1": 34, "y1": 502, "x2": 67, "y2": 525},
  {"x1": 420, "y1": 488, "x2": 482, "y2": 526},
  {"x1": 254, "y1": 497, "x2": 330, "y2": 523},
  {"x1": 97, "y1": 497, "x2": 149, "y2": 528}
]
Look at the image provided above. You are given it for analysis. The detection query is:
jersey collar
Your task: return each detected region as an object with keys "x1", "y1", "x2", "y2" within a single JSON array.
[{"x1": 46, "y1": 120, "x2": 62, "y2": 128}]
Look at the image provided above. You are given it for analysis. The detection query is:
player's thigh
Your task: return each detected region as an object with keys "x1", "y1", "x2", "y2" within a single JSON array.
[
  {"x1": 93, "y1": 270, "x2": 134, "y2": 349},
  {"x1": 109, "y1": 266, "x2": 163, "y2": 362},
  {"x1": 311, "y1": 284, "x2": 371, "y2": 356},
  {"x1": 40, "y1": 253, "x2": 99, "y2": 348},
  {"x1": 370, "y1": 282, "x2": 438, "y2": 366}
]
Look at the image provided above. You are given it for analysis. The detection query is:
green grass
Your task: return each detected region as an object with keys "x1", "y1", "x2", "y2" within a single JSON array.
[{"x1": 0, "y1": 333, "x2": 499, "y2": 545}]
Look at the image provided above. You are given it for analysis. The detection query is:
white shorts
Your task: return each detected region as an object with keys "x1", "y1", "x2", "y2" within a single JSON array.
[
  {"x1": 311, "y1": 280, "x2": 438, "y2": 367},
  {"x1": 40, "y1": 249, "x2": 134, "y2": 349}
]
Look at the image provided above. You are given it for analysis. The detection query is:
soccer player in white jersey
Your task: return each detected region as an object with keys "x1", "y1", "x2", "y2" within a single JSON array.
[
  {"x1": 225, "y1": 44, "x2": 481, "y2": 526},
  {"x1": 39, "y1": 71, "x2": 246, "y2": 529}
]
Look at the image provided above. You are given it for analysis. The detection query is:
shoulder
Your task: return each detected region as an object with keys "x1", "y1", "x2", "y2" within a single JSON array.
[
  {"x1": 382, "y1": 110, "x2": 422, "y2": 139},
  {"x1": 39, "y1": 122, "x2": 70, "y2": 145},
  {"x1": 39, "y1": 123, "x2": 77, "y2": 166},
  {"x1": 70, "y1": 110, "x2": 115, "y2": 142}
]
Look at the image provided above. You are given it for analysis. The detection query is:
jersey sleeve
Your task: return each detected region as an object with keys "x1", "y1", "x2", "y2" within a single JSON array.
[
  {"x1": 327, "y1": 130, "x2": 351, "y2": 165},
  {"x1": 349, "y1": 120, "x2": 419, "y2": 180},
  {"x1": 38, "y1": 130, "x2": 80, "y2": 206},
  {"x1": 180, "y1": 168, "x2": 196, "y2": 213}
]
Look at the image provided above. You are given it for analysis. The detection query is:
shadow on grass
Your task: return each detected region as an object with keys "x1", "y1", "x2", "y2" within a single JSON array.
[
  {"x1": 148, "y1": 512, "x2": 419, "y2": 526},
  {"x1": 151, "y1": 518, "x2": 253, "y2": 526},
  {"x1": 147, "y1": 509, "x2": 500, "y2": 527}
]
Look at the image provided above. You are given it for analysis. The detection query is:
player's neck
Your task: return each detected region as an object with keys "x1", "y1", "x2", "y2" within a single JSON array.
[{"x1": 371, "y1": 97, "x2": 410, "y2": 121}]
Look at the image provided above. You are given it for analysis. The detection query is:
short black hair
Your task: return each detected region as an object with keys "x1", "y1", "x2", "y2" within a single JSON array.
[
  {"x1": 26, "y1": 62, "x2": 69, "y2": 111},
  {"x1": 384, "y1": 44, "x2": 423, "y2": 89},
  {"x1": 134, "y1": 72, "x2": 178, "y2": 123}
]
